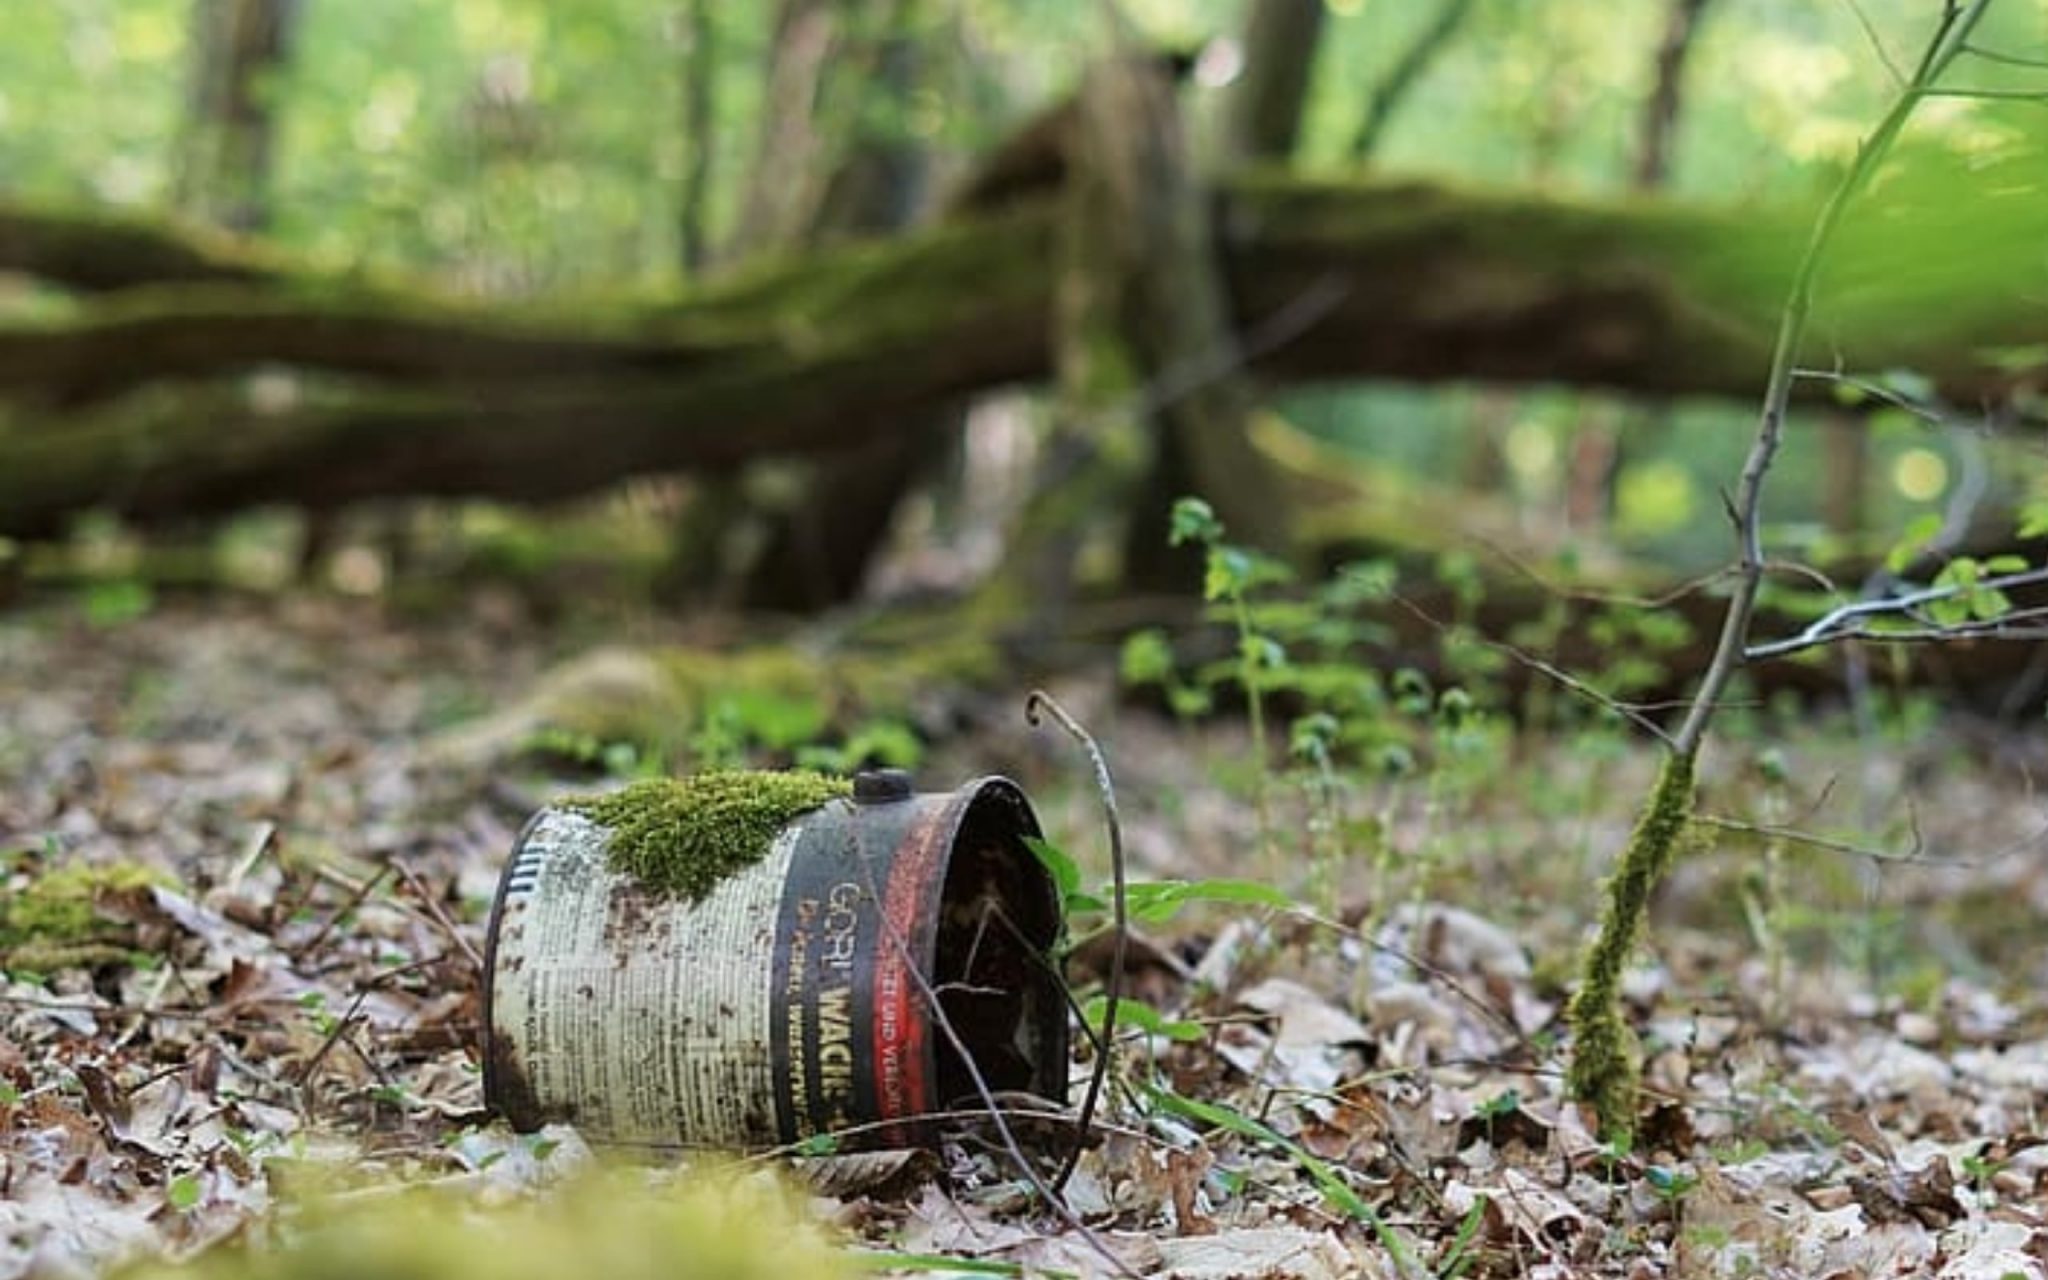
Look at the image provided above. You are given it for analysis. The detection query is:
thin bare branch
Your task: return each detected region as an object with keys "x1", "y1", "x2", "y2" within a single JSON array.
[
  {"x1": 1671, "y1": 0, "x2": 1998, "y2": 757},
  {"x1": 1962, "y1": 43, "x2": 2048, "y2": 69},
  {"x1": 1790, "y1": 365, "x2": 1958, "y2": 429},
  {"x1": 1745, "y1": 565, "x2": 2048, "y2": 659},
  {"x1": 1840, "y1": 0, "x2": 1907, "y2": 86},
  {"x1": 1921, "y1": 86, "x2": 2048, "y2": 101},
  {"x1": 1388, "y1": 592, "x2": 1678, "y2": 747},
  {"x1": 1025, "y1": 689, "x2": 1128, "y2": 1195}
]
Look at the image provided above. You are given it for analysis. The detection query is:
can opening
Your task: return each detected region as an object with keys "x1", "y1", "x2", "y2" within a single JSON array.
[{"x1": 931, "y1": 787, "x2": 1066, "y2": 1112}]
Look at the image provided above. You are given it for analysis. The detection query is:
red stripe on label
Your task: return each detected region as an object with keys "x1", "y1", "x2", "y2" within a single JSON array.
[{"x1": 873, "y1": 810, "x2": 940, "y2": 1139}]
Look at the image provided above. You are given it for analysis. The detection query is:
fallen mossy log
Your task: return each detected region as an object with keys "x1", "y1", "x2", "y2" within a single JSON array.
[
  {"x1": 1, "y1": 175, "x2": 2042, "y2": 535},
  {"x1": 0, "y1": 204, "x2": 284, "y2": 293}
]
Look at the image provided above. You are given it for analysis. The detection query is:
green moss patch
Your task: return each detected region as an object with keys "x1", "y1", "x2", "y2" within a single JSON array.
[
  {"x1": 564, "y1": 771, "x2": 850, "y2": 900},
  {"x1": 0, "y1": 861, "x2": 170, "y2": 971},
  {"x1": 1566, "y1": 748, "x2": 1697, "y2": 1140}
]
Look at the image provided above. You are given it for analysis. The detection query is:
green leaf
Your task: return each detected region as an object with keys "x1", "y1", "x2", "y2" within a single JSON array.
[
  {"x1": 81, "y1": 579, "x2": 153, "y2": 629},
  {"x1": 1928, "y1": 595, "x2": 1971, "y2": 627},
  {"x1": 166, "y1": 1174, "x2": 202, "y2": 1212},
  {"x1": 1119, "y1": 629, "x2": 1177, "y2": 687},
  {"x1": 1121, "y1": 878, "x2": 1293, "y2": 925},
  {"x1": 1969, "y1": 587, "x2": 2012, "y2": 622},
  {"x1": 2018, "y1": 501, "x2": 2048, "y2": 540},
  {"x1": 1240, "y1": 634, "x2": 1287, "y2": 672},
  {"x1": 846, "y1": 1252, "x2": 1047, "y2": 1277},
  {"x1": 1146, "y1": 1086, "x2": 1417, "y2": 1270},
  {"x1": 1205, "y1": 546, "x2": 1253, "y2": 601},
  {"x1": 1022, "y1": 836, "x2": 1082, "y2": 904},
  {"x1": 1169, "y1": 497, "x2": 1223, "y2": 548},
  {"x1": 1886, "y1": 512, "x2": 1944, "y2": 573},
  {"x1": 1083, "y1": 995, "x2": 1203, "y2": 1042},
  {"x1": 1879, "y1": 368, "x2": 1934, "y2": 403},
  {"x1": 1438, "y1": 1194, "x2": 1489, "y2": 1279},
  {"x1": 1323, "y1": 559, "x2": 1397, "y2": 607}
]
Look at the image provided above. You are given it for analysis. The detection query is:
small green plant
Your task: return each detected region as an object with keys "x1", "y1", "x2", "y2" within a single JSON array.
[
  {"x1": 1168, "y1": 496, "x2": 1292, "y2": 856},
  {"x1": 1643, "y1": 1165, "x2": 1699, "y2": 1204},
  {"x1": 1027, "y1": 833, "x2": 1291, "y2": 943},
  {"x1": 80, "y1": 578, "x2": 154, "y2": 628},
  {"x1": 520, "y1": 726, "x2": 666, "y2": 778},
  {"x1": 1148, "y1": 1085, "x2": 1421, "y2": 1274}
]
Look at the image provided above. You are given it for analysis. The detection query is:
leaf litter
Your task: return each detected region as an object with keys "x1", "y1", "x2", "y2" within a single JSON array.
[{"x1": 0, "y1": 599, "x2": 2045, "y2": 1278}]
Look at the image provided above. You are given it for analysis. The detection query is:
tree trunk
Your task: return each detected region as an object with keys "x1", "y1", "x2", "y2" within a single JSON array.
[
  {"x1": 1565, "y1": 0, "x2": 1718, "y2": 540},
  {"x1": 1217, "y1": 0, "x2": 1326, "y2": 166},
  {"x1": 178, "y1": 0, "x2": 300, "y2": 234},
  {"x1": 736, "y1": 0, "x2": 936, "y2": 611},
  {"x1": 1635, "y1": 0, "x2": 1714, "y2": 190},
  {"x1": 1080, "y1": 56, "x2": 1290, "y2": 587},
  {"x1": 725, "y1": 0, "x2": 842, "y2": 262},
  {"x1": 1820, "y1": 411, "x2": 1869, "y2": 538},
  {"x1": 676, "y1": 0, "x2": 718, "y2": 277}
]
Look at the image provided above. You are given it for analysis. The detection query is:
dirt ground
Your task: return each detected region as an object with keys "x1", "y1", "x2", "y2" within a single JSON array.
[{"x1": 2, "y1": 596, "x2": 2045, "y2": 1278}]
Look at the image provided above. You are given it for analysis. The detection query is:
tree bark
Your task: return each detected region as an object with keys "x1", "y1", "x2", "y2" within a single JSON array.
[
  {"x1": 1218, "y1": 0, "x2": 1326, "y2": 165},
  {"x1": 178, "y1": 0, "x2": 300, "y2": 233},
  {"x1": 736, "y1": 0, "x2": 935, "y2": 610},
  {"x1": 0, "y1": 205, "x2": 278, "y2": 293},
  {"x1": 1635, "y1": 0, "x2": 1714, "y2": 190},
  {"x1": 676, "y1": 0, "x2": 718, "y2": 277},
  {"x1": 725, "y1": 0, "x2": 842, "y2": 262}
]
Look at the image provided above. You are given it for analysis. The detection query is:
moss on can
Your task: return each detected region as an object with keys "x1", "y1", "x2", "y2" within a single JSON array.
[{"x1": 562, "y1": 770, "x2": 852, "y2": 901}]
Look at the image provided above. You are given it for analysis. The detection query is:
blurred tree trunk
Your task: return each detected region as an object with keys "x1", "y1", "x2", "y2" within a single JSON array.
[
  {"x1": 1089, "y1": 54, "x2": 1291, "y2": 592},
  {"x1": 177, "y1": 0, "x2": 300, "y2": 234},
  {"x1": 1566, "y1": 0, "x2": 1718, "y2": 538},
  {"x1": 1217, "y1": 0, "x2": 1325, "y2": 165},
  {"x1": 1119, "y1": 2, "x2": 1324, "y2": 590},
  {"x1": 1351, "y1": 0, "x2": 1475, "y2": 160},
  {"x1": 1820, "y1": 412, "x2": 1869, "y2": 537},
  {"x1": 726, "y1": 0, "x2": 936, "y2": 611},
  {"x1": 1635, "y1": 0, "x2": 1713, "y2": 190},
  {"x1": 726, "y1": 0, "x2": 842, "y2": 262},
  {"x1": 676, "y1": 0, "x2": 718, "y2": 277}
]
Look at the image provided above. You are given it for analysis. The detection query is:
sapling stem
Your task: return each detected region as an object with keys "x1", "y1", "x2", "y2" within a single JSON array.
[{"x1": 1565, "y1": 0, "x2": 1999, "y2": 1138}]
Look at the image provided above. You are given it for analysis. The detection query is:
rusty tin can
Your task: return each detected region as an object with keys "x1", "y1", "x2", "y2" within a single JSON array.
[{"x1": 482, "y1": 771, "x2": 1068, "y2": 1149}]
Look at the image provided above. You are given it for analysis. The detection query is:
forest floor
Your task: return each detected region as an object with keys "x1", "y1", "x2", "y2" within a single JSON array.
[{"x1": 1, "y1": 594, "x2": 2046, "y2": 1279}]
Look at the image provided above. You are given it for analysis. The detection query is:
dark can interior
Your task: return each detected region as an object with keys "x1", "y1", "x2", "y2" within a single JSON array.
[{"x1": 931, "y1": 782, "x2": 1068, "y2": 1113}]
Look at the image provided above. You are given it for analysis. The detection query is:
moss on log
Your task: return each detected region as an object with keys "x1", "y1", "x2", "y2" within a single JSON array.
[
  {"x1": 0, "y1": 204, "x2": 284, "y2": 292},
  {"x1": 0, "y1": 172, "x2": 2041, "y2": 535}
]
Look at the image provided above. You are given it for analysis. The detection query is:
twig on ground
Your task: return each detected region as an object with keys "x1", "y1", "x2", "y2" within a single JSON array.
[
  {"x1": 390, "y1": 860, "x2": 486, "y2": 974},
  {"x1": 296, "y1": 863, "x2": 393, "y2": 956}
]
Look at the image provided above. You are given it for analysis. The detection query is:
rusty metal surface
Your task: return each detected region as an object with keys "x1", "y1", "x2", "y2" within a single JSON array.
[{"x1": 481, "y1": 774, "x2": 1063, "y2": 1151}]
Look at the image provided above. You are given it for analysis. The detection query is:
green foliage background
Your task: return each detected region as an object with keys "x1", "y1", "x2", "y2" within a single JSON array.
[{"x1": 3, "y1": 0, "x2": 2043, "y2": 565}]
